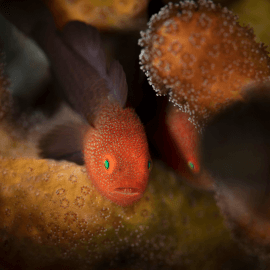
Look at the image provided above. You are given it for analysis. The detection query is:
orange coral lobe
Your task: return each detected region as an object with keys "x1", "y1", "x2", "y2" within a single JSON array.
[
  {"x1": 139, "y1": 0, "x2": 270, "y2": 125},
  {"x1": 43, "y1": 0, "x2": 149, "y2": 30},
  {"x1": 83, "y1": 103, "x2": 151, "y2": 206}
]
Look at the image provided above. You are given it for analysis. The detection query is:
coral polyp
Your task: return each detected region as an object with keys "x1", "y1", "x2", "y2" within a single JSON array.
[
  {"x1": 42, "y1": 0, "x2": 149, "y2": 30},
  {"x1": 0, "y1": 156, "x2": 252, "y2": 269},
  {"x1": 139, "y1": 0, "x2": 270, "y2": 125}
]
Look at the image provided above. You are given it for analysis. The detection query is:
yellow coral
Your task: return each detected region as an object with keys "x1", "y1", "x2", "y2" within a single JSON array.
[
  {"x1": 0, "y1": 154, "x2": 257, "y2": 269},
  {"x1": 42, "y1": 0, "x2": 149, "y2": 30}
]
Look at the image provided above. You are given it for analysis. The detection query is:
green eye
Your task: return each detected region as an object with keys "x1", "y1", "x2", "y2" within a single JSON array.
[
  {"x1": 104, "y1": 160, "x2": 109, "y2": 170},
  {"x1": 148, "y1": 160, "x2": 152, "y2": 170},
  {"x1": 188, "y1": 161, "x2": 194, "y2": 170}
]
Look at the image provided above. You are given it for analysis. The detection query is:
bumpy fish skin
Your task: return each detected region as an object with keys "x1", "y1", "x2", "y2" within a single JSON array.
[
  {"x1": 0, "y1": 0, "x2": 151, "y2": 206},
  {"x1": 147, "y1": 99, "x2": 214, "y2": 190},
  {"x1": 165, "y1": 105, "x2": 214, "y2": 190},
  {"x1": 84, "y1": 102, "x2": 151, "y2": 206}
]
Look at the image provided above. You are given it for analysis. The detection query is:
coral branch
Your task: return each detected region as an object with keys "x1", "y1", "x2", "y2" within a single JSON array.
[
  {"x1": 42, "y1": 0, "x2": 149, "y2": 30},
  {"x1": 0, "y1": 156, "x2": 253, "y2": 269},
  {"x1": 139, "y1": 0, "x2": 270, "y2": 126},
  {"x1": 201, "y1": 83, "x2": 270, "y2": 260}
]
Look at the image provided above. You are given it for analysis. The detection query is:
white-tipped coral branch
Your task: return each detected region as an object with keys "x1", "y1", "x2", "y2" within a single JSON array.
[{"x1": 139, "y1": 0, "x2": 270, "y2": 126}]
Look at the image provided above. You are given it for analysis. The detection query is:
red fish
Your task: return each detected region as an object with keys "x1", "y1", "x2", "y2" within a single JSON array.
[
  {"x1": 148, "y1": 99, "x2": 214, "y2": 190},
  {"x1": 166, "y1": 105, "x2": 200, "y2": 175},
  {"x1": 0, "y1": 0, "x2": 152, "y2": 206}
]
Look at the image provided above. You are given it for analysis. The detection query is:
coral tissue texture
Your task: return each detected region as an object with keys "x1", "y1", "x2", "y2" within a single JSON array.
[
  {"x1": 0, "y1": 0, "x2": 266, "y2": 269},
  {"x1": 43, "y1": 0, "x2": 149, "y2": 30},
  {"x1": 0, "y1": 157, "x2": 152, "y2": 269},
  {"x1": 139, "y1": 0, "x2": 270, "y2": 126},
  {"x1": 0, "y1": 156, "x2": 256, "y2": 269}
]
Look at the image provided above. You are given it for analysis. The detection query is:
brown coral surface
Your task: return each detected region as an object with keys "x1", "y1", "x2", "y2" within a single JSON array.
[
  {"x1": 139, "y1": 0, "x2": 270, "y2": 126},
  {"x1": 0, "y1": 155, "x2": 258, "y2": 269}
]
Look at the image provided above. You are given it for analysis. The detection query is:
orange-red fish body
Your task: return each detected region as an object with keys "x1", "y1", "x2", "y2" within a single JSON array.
[
  {"x1": 0, "y1": 1, "x2": 152, "y2": 206},
  {"x1": 149, "y1": 100, "x2": 214, "y2": 190},
  {"x1": 84, "y1": 103, "x2": 150, "y2": 206},
  {"x1": 166, "y1": 105, "x2": 214, "y2": 190},
  {"x1": 166, "y1": 105, "x2": 200, "y2": 174},
  {"x1": 33, "y1": 21, "x2": 153, "y2": 206}
]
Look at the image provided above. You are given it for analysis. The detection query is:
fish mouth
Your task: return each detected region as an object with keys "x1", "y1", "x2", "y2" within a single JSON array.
[{"x1": 110, "y1": 188, "x2": 140, "y2": 196}]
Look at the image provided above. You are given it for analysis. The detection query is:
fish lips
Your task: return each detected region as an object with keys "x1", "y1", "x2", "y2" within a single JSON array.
[
  {"x1": 109, "y1": 187, "x2": 144, "y2": 206},
  {"x1": 112, "y1": 187, "x2": 140, "y2": 195}
]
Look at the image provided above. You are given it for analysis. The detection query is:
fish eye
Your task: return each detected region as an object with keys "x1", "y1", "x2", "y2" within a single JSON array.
[
  {"x1": 104, "y1": 159, "x2": 109, "y2": 170},
  {"x1": 148, "y1": 160, "x2": 152, "y2": 170},
  {"x1": 188, "y1": 161, "x2": 194, "y2": 170},
  {"x1": 103, "y1": 154, "x2": 116, "y2": 174}
]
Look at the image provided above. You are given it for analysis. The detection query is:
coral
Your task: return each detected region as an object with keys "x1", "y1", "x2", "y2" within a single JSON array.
[
  {"x1": 216, "y1": 185, "x2": 270, "y2": 262},
  {"x1": 0, "y1": 0, "x2": 269, "y2": 268},
  {"x1": 139, "y1": 0, "x2": 270, "y2": 126},
  {"x1": 42, "y1": 0, "x2": 149, "y2": 30},
  {"x1": 200, "y1": 84, "x2": 270, "y2": 260},
  {"x1": 0, "y1": 154, "x2": 257, "y2": 269}
]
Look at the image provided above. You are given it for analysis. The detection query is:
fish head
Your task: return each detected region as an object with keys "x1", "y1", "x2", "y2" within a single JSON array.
[
  {"x1": 164, "y1": 105, "x2": 214, "y2": 190},
  {"x1": 83, "y1": 104, "x2": 151, "y2": 206},
  {"x1": 166, "y1": 105, "x2": 200, "y2": 173}
]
